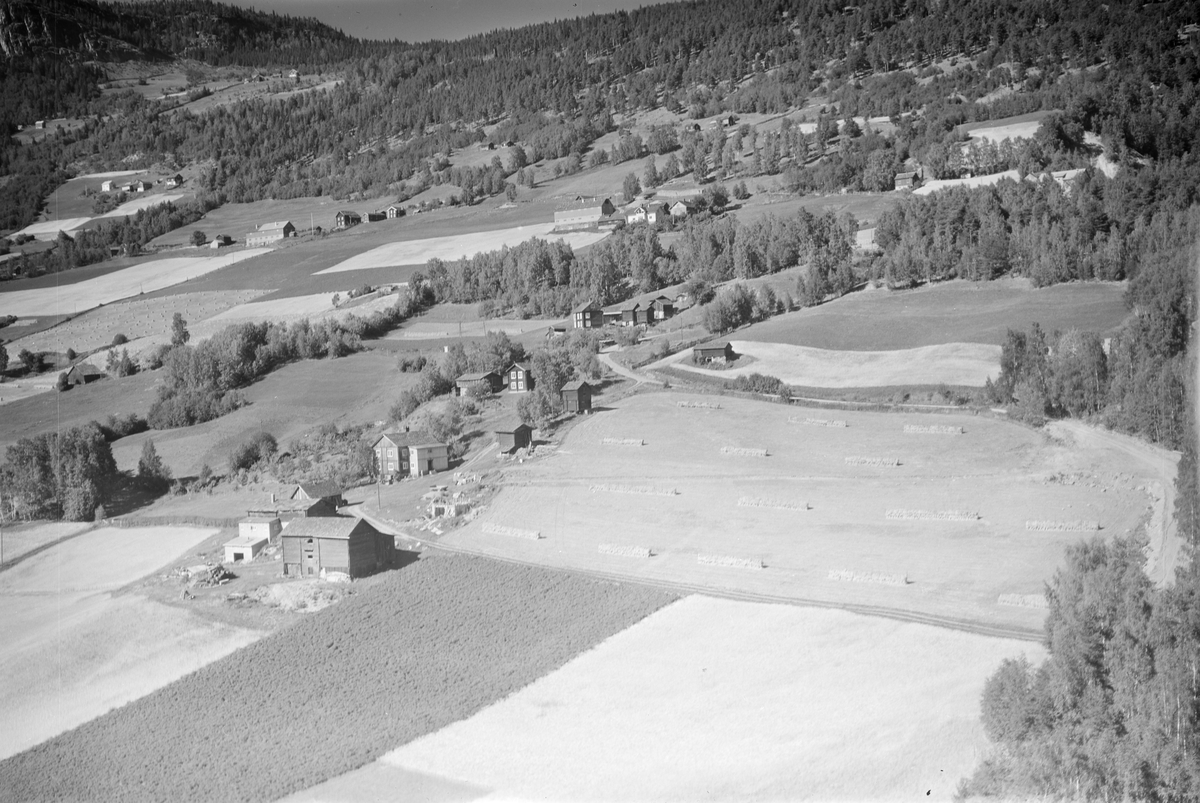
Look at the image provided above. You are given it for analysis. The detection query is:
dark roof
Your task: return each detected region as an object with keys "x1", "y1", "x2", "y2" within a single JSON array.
[
  {"x1": 561, "y1": 379, "x2": 591, "y2": 392},
  {"x1": 294, "y1": 481, "x2": 342, "y2": 500},
  {"x1": 338, "y1": 210, "x2": 360, "y2": 217},
  {"x1": 571, "y1": 300, "x2": 600, "y2": 313},
  {"x1": 282, "y1": 516, "x2": 374, "y2": 540},
  {"x1": 456, "y1": 371, "x2": 497, "y2": 382},
  {"x1": 695, "y1": 341, "x2": 732, "y2": 352},
  {"x1": 493, "y1": 417, "x2": 532, "y2": 434},
  {"x1": 508, "y1": 362, "x2": 530, "y2": 372},
  {"x1": 68, "y1": 362, "x2": 101, "y2": 377},
  {"x1": 373, "y1": 430, "x2": 443, "y2": 448}
]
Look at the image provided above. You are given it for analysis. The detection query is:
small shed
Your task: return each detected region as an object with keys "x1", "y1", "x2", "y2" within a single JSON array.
[
  {"x1": 895, "y1": 171, "x2": 920, "y2": 190},
  {"x1": 100, "y1": 180, "x2": 114, "y2": 192},
  {"x1": 561, "y1": 380, "x2": 593, "y2": 414},
  {"x1": 506, "y1": 362, "x2": 533, "y2": 392},
  {"x1": 652, "y1": 296, "x2": 675, "y2": 321},
  {"x1": 364, "y1": 211, "x2": 386, "y2": 222},
  {"x1": 281, "y1": 516, "x2": 395, "y2": 579},
  {"x1": 494, "y1": 418, "x2": 533, "y2": 452},
  {"x1": 210, "y1": 234, "x2": 232, "y2": 249},
  {"x1": 239, "y1": 515, "x2": 282, "y2": 543},
  {"x1": 693, "y1": 342, "x2": 735, "y2": 364},
  {"x1": 455, "y1": 370, "x2": 502, "y2": 396},
  {"x1": 223, "y1": 534, "x2": 269, "y2": 563},
  {"x1": 66, "y1": 362, "x2": 101, "y2": 385}
]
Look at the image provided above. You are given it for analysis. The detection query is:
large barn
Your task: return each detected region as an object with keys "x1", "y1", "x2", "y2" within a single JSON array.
[
  {"x1": 552, "y1": 198, "x2": 616, "y2": 232},
  {"x1": 281, "y1": 516, "x2": 395, "y2": 578},
  {"x1": 245, "y1": 220, "x2": 296, "y2": 248}
]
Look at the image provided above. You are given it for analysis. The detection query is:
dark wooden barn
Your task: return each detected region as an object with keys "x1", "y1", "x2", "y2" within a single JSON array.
[
  {"x1": 281, "y1": 516, "x2": 394, "y2": 578},
  {"x1": 693, "y1": 342, "x2": 735, "y2": 364},
  {"x1": 560, "y1": 379, "x2": 593, "y2": 414},
  {"x1": 494, "y1": 418, "x2": 533, "y2": 453}
]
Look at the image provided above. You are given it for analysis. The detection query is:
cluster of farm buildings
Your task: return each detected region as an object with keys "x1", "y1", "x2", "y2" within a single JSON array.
[{"x1": 551, "y1": 195, "x2": 695, "y2": 233}]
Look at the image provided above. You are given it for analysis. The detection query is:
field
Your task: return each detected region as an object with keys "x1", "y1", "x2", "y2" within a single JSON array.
[
  {"x1": 0, "y1": 521, "x2": 92, "y2": 564},
  {"x1": 14, "y1": 191, "x2": 191, "y2": 240},
  {"x1": 957, "y1": 111, "x2": 1054, "y2": 142},
  {"x1": 914, "y1": 169, "x2": 1021, "y2": 196},
  {"x1": 732, "y1": 279, "x2": 1130, "y2": 350},
  {"x1": 316, "y1": 222, "x2": 610, "y2": 273},
  {"x1": 657, "y1": 340, "x2": 1002, "y2": 387},
  {"x1": 304, "y1": 596, "x2": 1045, "y2": 802},
  {"x1": 0, "y1": 525, "x2": 261, "y2": 760},
  {"x1": 0, "y1": 554, "x2": 676, "y2": 802},
  {"x1": 0, "y1": 248, "x2": 270, "y2": 316},
  {"x1": 440, "y1": 392, "x2": 1174, "y2": 634}
]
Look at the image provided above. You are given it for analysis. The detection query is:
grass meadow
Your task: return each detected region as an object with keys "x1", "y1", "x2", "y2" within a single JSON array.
[{"x1": 0, "y1": 554, "x2": 676, "y2": 802}]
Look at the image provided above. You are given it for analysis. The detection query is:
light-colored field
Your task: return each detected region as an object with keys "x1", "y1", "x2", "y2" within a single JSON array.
[
  {"x1": 14, "y1": 193, "x2": 189, "y2": 240},
  {"x1": 967, "y1": 121, "x2": 1042, "y2": 143},
  {"x1": 0, "y1": 525, "x2": 262, "y2": 759},
  {"x1": 441, "y1": 393, "x2": 1171, "y2": 633},
  {"x1": 0, "y1": 522, "x2": 92, "y2": 563},
  {"x1": 386, "y1": 318, "x2": 558, "y2": 340},
  {"x1": 300, "y1": 596, "x2": 1044, "y2": 802},
  {"x1": 9, "y1": 289, "x2": 265, "y2": 354},
  {"x1": 94, "y1": 192, "x2": 187, "y2": 219},
  {"x1": 0, "y1": 380, "x2": 55, "y2": 407},
  {"x1": 76, "y1": 170, "x2": 144, "y2": 180},
  {"x1": 0, "y1": 249, "x2": 269, "y2": 316},
  {"x1": 13, "y1": 217, "x2": 92, "y2": 238},
  {"x1": 913, "y1": 169, "x2": 1020, "y2": 196},
  {"x1": 316, "y1": 223, "x2": 610, "y2": 273},
  {"x1": 657, "y1": 340, "x2": 1002, "y2": 387}
]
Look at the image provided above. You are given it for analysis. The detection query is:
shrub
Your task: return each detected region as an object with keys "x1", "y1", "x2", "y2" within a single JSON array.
[
  {"x1": 397, "y1": 354, "x2": 427, "y2": 373},
  {"x1": 55, "y1": 372, "x2": 69, "y2": 391},
  {"x1": 730, "y1": 372, "x2": 789, "y2": 397},
  {"x1": 228, "y1": 432, "x2": 278, "y2": 473},
  {"x1": 616, "y1": 327, "x2": 640, "y2": 348},
  {"x1": 96, "y1": 413, "x2": 148, "y2": 441},
  {"x1": 65, "y1": 348, "x2": 76, "y2": 361},
  {"x1": 112, "y1": 333, "x2": 128, "y2": 346}
]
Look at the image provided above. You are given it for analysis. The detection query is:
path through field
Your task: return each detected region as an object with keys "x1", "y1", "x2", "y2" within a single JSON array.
[
  {"x1": 296, "y1": 596, "x2": 1044, "y2": 802},
  {"x1": 0, "y1": 526, "x2": 263, "y2": 759}
]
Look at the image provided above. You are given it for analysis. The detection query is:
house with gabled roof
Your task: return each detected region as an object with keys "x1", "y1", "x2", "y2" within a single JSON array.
[
  {"x1": 336, "y1": 211, "x2": 361, "y2": 229},
  {"x1": 561, "y1": 379, "x2": 593, "y2": 414},
  {"x1": 506, "y1": 363, "x2": 534, "y2": 392},
  {"x1": 371, "y1": 430, "x2": 448, "y2": 480},
  {"x1": 454, "y1": 370, "x2": 502, "y2": 396},
  {"x1": 291, "y1": 482, "x2": 344, "y2": 507},
  {"x1": 553, "y1": 198, "x2": 617, "y2": 232},
  {"x1": 572, "y1": 300, "x2": 603, "y2": 329},
  {"x1": 385, "y1": 204, "x2": 405, "y2": 219},
  {"x1": 493, "y1": 418, "x2": 533, "y2": 452},
  {"x1": 245, "y1": 221, "x2": 296, "y2": 248}
]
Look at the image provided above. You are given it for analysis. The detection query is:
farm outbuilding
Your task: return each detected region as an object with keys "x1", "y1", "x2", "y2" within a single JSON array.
[
  {"x1": 895, "y1": 171, "x2": 921, "y2": 190},
  {"x1": 336, "y1": 211, "x2": 362, "y2": 229},
  {"x1": 66, "y1": 362, "x2": 101, "y2": 385},
  {"x1": 291, "y1": 482, "x2": 344, "y2": 508},
  {"x1": 100, "y1": 180, "x2": 114, "y2": 192},
  {"x1": 281, "y1": 516, "x2": 395, "y2": 579},
  {"x1": 245, "y1": 221, "x2": 296, "y2": 248},
  {"x1": 669, "y1": 200, "x2": 696, "y2": 219},
  {"x1": 239, "y1": 516, "x2": 282, "y2": 543},
  {"x1": 506, "y1": 363, "x2": 534, "y2": 392},
  {"x1": 165, "y1": 174, "x2": 183, "y2": 188},
  {"x1": 364, "y1": 211, "x2": 386, "y2": 222},
  {"x1": 652, "y1": 296, "x2": 675, "y2": 321},
  {"x1": 494, "y1": 418, "x2": 533, "y2": 452},
  {"x1": 553, "y1": 198, "x2": 617, "y2": 232},
  {"x1": 223, "y1": 534, "x2": 268, "y2": 563},
  {"x1": 694, "y1": 342, "x2": 735, "y2": 364},
  {"x1": 385, "y1": 205, "x2": 405, "y2": 219},
  {"x1": 455, "y1": 370, "x2": 502, "y2": 396},
  {"x1": 561, "y1": 380, "x2": 593, "y2": 414}
]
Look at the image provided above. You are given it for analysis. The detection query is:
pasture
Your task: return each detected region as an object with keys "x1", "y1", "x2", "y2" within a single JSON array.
[
  {"x1": 0, "y1": 248, "x2": 270, "y2": 316},
  {"x1": 733, "y1": 278, "x2": 1130, "y2": 350},
  {"x1": 913, "y1": 169, "x2": 1021, "y2": 196},
  {"x1": 0, "y1": 525, "x2": 261, "y2": 760},
  {"x1": 657, "y1": 340, "x2": 1002, "y2": 387},
  {"x1": 331, "y1": 596, "x2": 1044, "y2": 802},
  {"x1": 441, "y1": 392, "x2": 1172, "y2": 633}
]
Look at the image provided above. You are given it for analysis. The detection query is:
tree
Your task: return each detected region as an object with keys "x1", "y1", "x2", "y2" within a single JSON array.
[
  {"x1": 55, "y1": 372, "x2": 69, "y2": 392},
  {"x1": 622, "y1": 171, "x2": 641, "y2": 203},
  {"x1": 190, "y1": 230, "x2": 207, "y2": 246},
  {"x1": 0, "y1": 342, "x2": 7, "y2": 379},
  {"x1": 171, "y1": 313, "x2": 189, "y2": 347},
  {"x1": 137, "y1": 438, "x2": 172, "y2": 490},
  {"x1": 642, "y1": 156, "x2": 659, "y2": 189}
]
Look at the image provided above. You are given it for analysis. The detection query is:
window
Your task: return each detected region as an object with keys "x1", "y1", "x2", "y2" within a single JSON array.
[{"x1": 388, "y1": 462, "x2": 394, "y2": 471}]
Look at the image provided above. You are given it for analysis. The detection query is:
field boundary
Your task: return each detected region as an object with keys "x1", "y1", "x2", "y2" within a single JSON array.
[
  {"x1": 106, "y1": 515, "x2": 240, "y2": 529},
  {"x1": 0, "y1": 523, "x2": 99, "y2": 574}
]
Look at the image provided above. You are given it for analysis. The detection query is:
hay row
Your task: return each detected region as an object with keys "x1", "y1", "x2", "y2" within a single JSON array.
[
  {"x1": 903, "y1": 424, "x2": 964, "y2": 435},
  {"x1": 598, "y1": 543, "x2": 653, "y2": 558},
  {"x1": 677, "y1": 401, "x2": 721, "y2": 409},
  {"x1": 844, "y1": 456, "x2": 901, "y2": 467},
  {"x1": 600, "y1": 438, "x2": 644, "y2": 446},
  {"x1": 721, "y1": 447, "x2": 769, "y2": 457},
  {"x1": 698, "y1": 554, "x2": 763, "y2": 570},
  {"x1": 1025, "y1": 520, "x2": 1100, "y2": 532},
  {"x1": 589, "y1": 483, "x2": 678, "y2": 497},
  {"x1": 738, "y1": 497, "x2": 809, "y2": 511},
  {"x1": 827, "y1": 569, "x2": 908, "y2": 586},
  {"x1": 788, "y1": 417, "x2": 848, "y2": 427},
  {"x1": 481, "y1": 523, "x2": 542, "y2": 540},
  {"x1": 885, "y1": 509, "x2": 980, "y2": 521},
  {"x1": 997, "y1": 593, "x2": 1049, "y2": 609}
]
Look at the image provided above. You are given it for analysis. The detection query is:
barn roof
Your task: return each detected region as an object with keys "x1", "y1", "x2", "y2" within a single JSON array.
[
  {"x1": 374, "y1": 430, "x2": 442, "y2": 448},
  {"x1": 694, "y1": 341, "x2": 732, "y2": 352},
  {"x1": 571, "y1": 299, "x2": 600, "y2": 313},
  {"x1": 224, "y1": 534, "x2": 268, "y2": 548},
  {"x1": 294, "y1": 481, "x2": 342, "y2": 500},
  {"x1": 493, "y1": 417, "x2": 531, "y2": 433},
  {"x1": 456, "y1": 371, "x2": 497, "y2": 382},
  {"x1": 257, "y1": 220, "x2": 292, "y2": 232},
  {"x1": 282, "y1": 516, "x2": 372, "y2": 540},
  {"x1": 68, "y1": 362, "x2": 101, "y2": 377},
  {"x1": 561, "y1": 379, "x2": 591, "y2": 392}
]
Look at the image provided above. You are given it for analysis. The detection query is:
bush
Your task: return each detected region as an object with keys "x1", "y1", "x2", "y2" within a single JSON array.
[
  {"x1": 397, "y1": 354, "x2": 428, "y2": 373},
  {"x1": 616, "y1": 327, "x2": 640, "y2": 347},
  {"x1": 228, "y1": 432, "x2": 278, "y2": 473},
  {"x1": 96, "y1": 412, "x2": 149, "y2": 441},
  {"x1": 55, "y1": 372, "x2": 69, "y2": 391},
  {"x1": 731, "y1": 372, "x2": 790, "y2": 397},
  {"x1": 65, "y1": 348, "x2": 76, "y2": 361},
  {"x1": 112, "y1": 333, "x2": 128, "y2": 346}
]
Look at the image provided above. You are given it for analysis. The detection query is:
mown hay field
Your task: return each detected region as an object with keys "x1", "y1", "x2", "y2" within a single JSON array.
[
  {"x1": 307, "y1": 596, "x2": 1045, "y2": 802},
  {"x1": 656, "y1": 339, "x2": 1001, "y2": 387},
  {"x1": 732, "y1": 278, "x2": 1130, "y2": 350},
  {"x1": 0, "y1": 554, "x2": 676, "y2": 802},
  {"x1": 442, "y1": 392, "x2": 1171, "y2": 633},
  {"x1": 0, "y1": 526, "x2": 260, "y2": 760}
]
